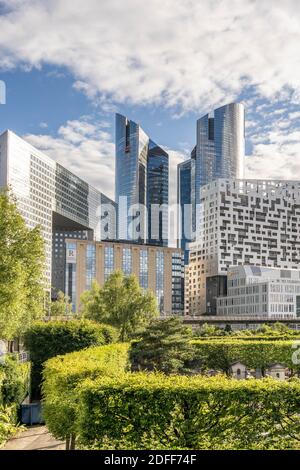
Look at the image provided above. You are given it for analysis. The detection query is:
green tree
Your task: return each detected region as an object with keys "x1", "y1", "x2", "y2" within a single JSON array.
[
  {"x1": 81, "y1": 271, "x2": 158, "y2": 341},
  {"x1": 50, "y1": 291, "x2": 72, "y2": 318},
  {"x1": 0, "y1": 189, "x2": 45, "y2": 340},
  {"x1": 130, "y1": 316, "x2": 195, "y2": 374}
]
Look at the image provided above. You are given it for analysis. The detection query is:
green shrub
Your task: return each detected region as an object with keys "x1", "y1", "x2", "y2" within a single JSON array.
[
  {"x1": 192, "y1": 339, "x2": 299, "y2": 372},
  {"x1": 24, "y1": 320, "x2": 116, "y2": 398},
  {"x1": 77, "y1": 373, "x2": 300, "y2": 450},
  {"x1": 0, "y1": 404, "x2": 23, "y2": 448},
  {"x1": 0, "y1": 356, "x2": 30, "y2": 405},
  {"x1": 42, "y1": 343, "x2": 129, "y2": 444},
  {"x1": 0, "y1": 357, "x2": 29, "y2": 448}
]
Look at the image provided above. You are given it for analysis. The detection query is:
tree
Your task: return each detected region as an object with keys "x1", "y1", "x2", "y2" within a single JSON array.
[
  {"x1": 0, "y1": 189, "x2": 45, "y2": 340},
  {"x1": 50, "y1": 291, "x2": 72, "y2": 318},
  {"x1": 81, "y1": 271, "x2": 158, "y2": 341},
  {"x1": 130, "y1": 316, "x2": 195, "y2": 374}
]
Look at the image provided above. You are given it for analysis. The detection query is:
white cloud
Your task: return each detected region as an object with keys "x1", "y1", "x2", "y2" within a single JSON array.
[
  {"x1": 246, "y1": 118, "x2": 300, "y2": 181},
  {"x1": 1, "y1": 0, "x2": 300, "y2": 112},
  {"x1": 39, "y1": 121, "x2": 48, "y2": 129},
  {"x1": 23, "y1": 118, "x2": 116, "y2": 199},
  {"x1": 289, "y1": 111, "x2": 300, "y2": 120}
]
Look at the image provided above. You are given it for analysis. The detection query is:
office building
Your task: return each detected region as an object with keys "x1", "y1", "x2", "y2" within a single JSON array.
[
  {"x1": 65, "y1": 240, "x2": 184, "y2": 314},
  {"x1": 217, "y1": 265, "x2": 300, "y2": 319},
  {"x1": 185, "y1": 179, "x2": 300, "y2": 316},
  {"x1": 177, "y1": 103, "x2": 245, "y2": 262},
  {"x1": 115, "y1": 113, "x2": 169, "y2": 246},
  {"x1": 177, "y1": 148, "x2": 196, "y2": 264},
  {"x1": 0, "y1": 130, "x2": 116, "y2": 293}
]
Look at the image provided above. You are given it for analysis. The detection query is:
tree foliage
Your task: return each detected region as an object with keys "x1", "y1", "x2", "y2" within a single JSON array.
[
  {"x1": 50, "y1": 291, "x2": 72, "y2": 318},
  {"x1": 130, "y1": 317, "x2": 194, "y2": 374},
  {"x1": 81, "y1": 271, "x2": 158, "y2": 341},
  {"x1": 0, "y1": 189, "x2": 45, "y2": 340}
]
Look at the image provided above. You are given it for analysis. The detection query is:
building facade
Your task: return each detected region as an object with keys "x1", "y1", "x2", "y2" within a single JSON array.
[
  {"x1": 186, "y1": 179, "x2": 300, "y2": 316},
  {"x1": 195, "y1": 103, "x2": 245, "y2": 202},
  {"x1": 0, "y1": 130, "x2": 116, "y2": 293},
  {"x1": 65, "y1": 240, "x2": 184, "y2": 315},
  {"x1": 177, "y1": 149, "x2": 196, "y2": 264},
  {"x1": 217, "y1": 265, "x2": 300, "y2": 319},
  {"x1": 177, "y1": 103, "x2": 245, "y2": 263},
  {"x1": 115, "y1": 113, "x2": 169, "y2": 246}
]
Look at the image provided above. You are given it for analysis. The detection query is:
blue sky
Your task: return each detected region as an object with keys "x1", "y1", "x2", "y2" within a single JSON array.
[{"x1": 1, "y1": 0, "x2": 300, "y2": 204}]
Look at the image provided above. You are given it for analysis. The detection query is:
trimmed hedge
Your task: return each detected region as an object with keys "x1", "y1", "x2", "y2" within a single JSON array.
[
  {"x1": 42, "y1": 343, "x2": 129, "y2": 444},
  {"x1": 192, "y1": 339, "x2": 300, "y2": 372},
  {"x1": 24, "y1": 320, "x2": 117, "y2": 397},
  {"x1": 194, "y1": 335, "x2": 300, "y2": 341},
  {"x1": 77, "y1": 373, "x2": 300, "y2": 450}
]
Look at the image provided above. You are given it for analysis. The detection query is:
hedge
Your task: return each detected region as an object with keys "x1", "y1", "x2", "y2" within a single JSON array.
[
  {"x1": 24, "y1": 320, "x2": 117, "y2": 398},
  {"x1": 194, "y1": 335, "x2": 300, "y2": 342},
  {"x1": 192, "y1": 339, "x2": 300, "y2": 372},
  {"x1": 42, "y1": 343, "x2": 129, "y2": 446},
  {"x1": 77, "y1": 373, "x2": 300, "y2": 450}
]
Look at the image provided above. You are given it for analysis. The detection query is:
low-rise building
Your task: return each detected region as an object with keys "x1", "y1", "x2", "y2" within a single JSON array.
[
  {"x1": 65, "y1": 240, "x2": 184, "y2": 315},
  {"x1": 217, "y1": 265, "x2": 300, "y2": 319}
]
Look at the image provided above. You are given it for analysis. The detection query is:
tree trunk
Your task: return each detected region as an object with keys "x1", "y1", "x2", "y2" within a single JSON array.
[
  {"x1": 70, "y1": 434, "x2": 76, "y2": 450},
  {"x1": 65, "y1": 436, "x2": 70, "y2": 450}
]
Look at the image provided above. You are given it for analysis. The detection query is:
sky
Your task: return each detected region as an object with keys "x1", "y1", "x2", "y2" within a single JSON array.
[{"x1": 1, "y1": 0, "x2": 300, "y2": 207}]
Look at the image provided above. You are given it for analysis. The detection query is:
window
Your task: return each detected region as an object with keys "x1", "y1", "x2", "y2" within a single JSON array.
[
  {"x1": 122, "y1": 248, "x2": 132, "y2": 275},
  {"x1": 86, "y1": 244, "x2": 96, "y2": 290},
  {"x1": 156, "y1": 252, "x2": 164, "y2": 313},
  {"x1": 104, "y1": 246, "x2": 114, "y2": 280},
  {"x1": 139, "y1": 250, "x2": 148, "y2": 289}
]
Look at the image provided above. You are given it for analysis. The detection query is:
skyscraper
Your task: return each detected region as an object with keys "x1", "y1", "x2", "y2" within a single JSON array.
[
  {"x1": 177, "y1": 148, "x2": 196, "y2": 264},
  {"x1": 0, "y1": 130, "x2": 116, "y2": 294},
  {"x1": 195, "y1": 102, "x2": 245, "y2": 206},
  {"x1": 177, "y1": 103, "x2": 245, "y2": 260},
  {"x1": 115, "y1": 113, "x2": 169, "y2": 246}
]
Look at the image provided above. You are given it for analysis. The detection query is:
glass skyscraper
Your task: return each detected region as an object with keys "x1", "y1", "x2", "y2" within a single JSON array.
[
  {"x1": 177, "y1": 151, "x2": 195, "y2": 264},
  {"x1": 177, "y1": 103, "x2": 245, "y2": 261},
  {"x1": 115, "y1": 113, "x2": 169, "y2": 246},
  {"x1": 147, "y1": 140, "x2": 169, "y2": 246},
  {"x1": 195, "y1": 102, "x2": 245, "y2": 206}
]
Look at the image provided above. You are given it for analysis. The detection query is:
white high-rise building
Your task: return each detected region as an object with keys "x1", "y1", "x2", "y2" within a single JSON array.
[
  {"x1": 185, "y1": 179, "x2": 300, "y2": 315},
  {"x1": 0, "y1": 130, "x2": 116, "y2": 292}
]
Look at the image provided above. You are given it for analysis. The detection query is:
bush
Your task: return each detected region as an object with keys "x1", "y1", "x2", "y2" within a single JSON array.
[
  {"x1": 0, "y1": 357, "x2": 29, "y2": 448},
  {"x1": 24, "y1": 320, "x2": 117, "y2": 398},
  {"x1": 0, "y1": 405, "x2": 23, "y2": 448},
  {"x1": 192, "y1": 339, "x2": 299, "y2": 372},
  {"x1": 77, "y1": 373, "x2": 300, "y2": 450},
  {"x1": 42, "y1": 343, "x2": 129, "y2": 446},
  {"x1": 0, "y1": 356, "x2": 30, "y2": 405}
]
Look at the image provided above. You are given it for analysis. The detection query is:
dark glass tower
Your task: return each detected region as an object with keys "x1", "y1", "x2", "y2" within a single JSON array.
[
  {"x1": 115, "y1": 113, "x2": 169, "y2": 246},
  {"x1": 177, "y1": 148, "x2": 196, "y2": 264},
  {"x1": 147, "y1": 140, "x2": 169, "y2": 246}
]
